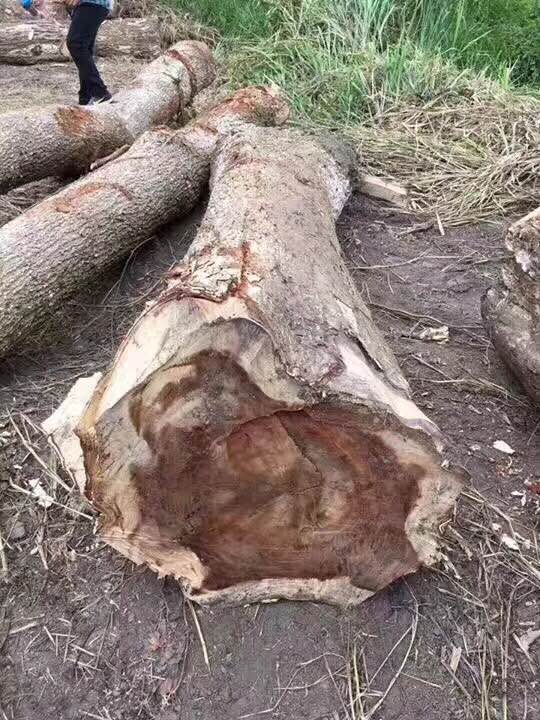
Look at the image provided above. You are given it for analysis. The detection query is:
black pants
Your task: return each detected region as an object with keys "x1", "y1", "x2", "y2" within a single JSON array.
[{"x1": 66, "y1": 4, "x2": 109, "y2": 104}]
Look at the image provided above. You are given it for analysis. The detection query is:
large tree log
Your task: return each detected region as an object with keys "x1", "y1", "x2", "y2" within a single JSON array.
[
  {"x1": 0, "y1": 88, "x2": 289, "y2": 358},
  {"x1": 482, "y1": 208, "x2": 540, "y2": 403},
  {"x1": 74, "y1": 126, "x2": 461, "y2": 608},
  {"x1": 0, "y1": 39, "x2": 214, "y2": 192},
  {"x1": 0, "y1": 18, "x2": 161, "y2": 64}
]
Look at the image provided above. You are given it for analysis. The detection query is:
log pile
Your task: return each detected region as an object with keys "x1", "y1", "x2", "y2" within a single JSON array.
[
  {"x1": 482, "y1": 208, "x2": 540, "y2": 403},
  {"x1": 0, "y1": 87, "x2": 289, "y2": 358},
  {"x1": 0, "y1": 17, "x2": 161, "y2": 64},
  {"x1": 0, "y1": 34, "x2": 462, "y2": 606},
  {"x1": 0, "y1": 39, "x2": 215, "y2": 192},
  {"x1": 41, "y1": 124, "x2": 460, "y2": 606}
]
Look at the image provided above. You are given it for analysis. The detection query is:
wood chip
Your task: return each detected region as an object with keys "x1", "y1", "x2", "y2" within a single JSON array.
[{"x1": 449, "y1": 646, "x2": 462, "y2": 673}]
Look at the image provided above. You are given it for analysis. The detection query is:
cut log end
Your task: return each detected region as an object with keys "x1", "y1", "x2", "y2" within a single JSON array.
[{"x1": 78, "y1": 309, "x2": 458, "y2": 607}]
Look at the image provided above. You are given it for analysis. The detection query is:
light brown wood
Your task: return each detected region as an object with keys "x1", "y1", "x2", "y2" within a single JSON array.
[
  {"x1": 0, "y1": 87, "x2": 289, "y2": 358},
  {"x1": 482, "y1": 208, "x2": 540, "y2": 403},
  {"x1": 0, "y1": 18, "x2": 160, "y2": 64},
  {"x1": 75, "y1": 126, "x2": 460, "y2": 608},
  {"x1": 358, "y1": 173, "x2": 408, "y2": 208},
  {"x1": 0, "y1": 39, "x2": 215, "y2": 192}
]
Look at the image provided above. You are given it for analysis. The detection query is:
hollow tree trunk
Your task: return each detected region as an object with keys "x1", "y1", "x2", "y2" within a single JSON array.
[
  {"x1": 0, "y1": 18, "x2": 160, "y2": 64},
  {"x1": 74, "y1": 126, "x2": 461, "y2": 608},
  {"x1": 482, "y1": 208, "x2": 540, "y2": 403},
  {"x1": 0, "y1": 88, "x2": 289, "y2": 358},
  {"x1": 0, "y1": 39, "x2": 214, "y2": 192}
]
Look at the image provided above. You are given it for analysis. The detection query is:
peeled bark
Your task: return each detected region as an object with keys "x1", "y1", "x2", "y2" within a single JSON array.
[
  {"x1": 75, "y1": 126, "x2": 461, "y2": 608},
  {"x1": 0, "y1": 39, "x2": 215, "y2": 192},
  {"x1": 482, "y1": 208, "x2": 540, "y2": 403},
  {"x1": 0, "y1": 88, "x2": 289, "y2": 358},
  {"x1": 0, "y1": 18, "x2": 160, "y2": 64}
]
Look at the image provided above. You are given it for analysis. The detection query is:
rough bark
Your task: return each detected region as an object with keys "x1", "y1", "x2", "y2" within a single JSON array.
[
  {"x1": 0, "y1": 39, "x2": 215, "y2": 192},
  {"x1": 73, "y1": 126, "x2": 461, "y2": 608},
  {"x1": 482, "y1": 208, "x2": 540, "y2": 403},
  {"x1": 0, "y1": 88, "x2": 289, "y2": 358},
  {"x1": 0, "y1": 18, "x2": 160, "y2": 64}
]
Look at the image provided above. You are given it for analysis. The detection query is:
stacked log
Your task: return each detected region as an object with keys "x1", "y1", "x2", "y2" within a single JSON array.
[
  {"x1": 0, "y1": 39, "x2": 215, "y2": 192},
  {"x1": 0, "y1": 17, "x2": 461, "y2": 604},
  {"x1": 0, "y1": 88, "x2": 289, "y2": 358},
  {"x1": 0, "y1": 17, "x2": 161, "y2": 64}
]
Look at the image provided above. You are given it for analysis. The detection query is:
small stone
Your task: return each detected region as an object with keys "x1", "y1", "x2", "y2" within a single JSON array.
[
  {"x1": 11, "y1": 521, "x2": 26, "y2": 541},
  {"x1": 493, "y1": 440, "x2": 515, "y2": 455}
]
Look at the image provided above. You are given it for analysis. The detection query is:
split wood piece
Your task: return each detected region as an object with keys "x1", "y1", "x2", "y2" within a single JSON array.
[
  {"x1": 76, "y1": 125, "x2": 461, "y2": 608},
  {"x1": 482, "y1": 207, "x2": 540, "y2": 403},
  {"x1": 0, "y1": 87, "x2": 289, "y2": 358},
  {"x1": 358, "y1": 173, "x2": 409, "y2": 209},
  {"x1": 0, "y1": 18, "x2": 160, "y2": 65},
  {"x1": 0, "y1": 39, "x2": 215, "y2": 192}
]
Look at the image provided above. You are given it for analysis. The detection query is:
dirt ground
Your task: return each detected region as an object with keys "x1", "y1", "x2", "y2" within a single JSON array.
[
  {"x1": 0, "y1": 59, "x2": 144, "y2": 112},
  {"x1": 0, "y1": 65, "x2": 539, "y2": 720}
]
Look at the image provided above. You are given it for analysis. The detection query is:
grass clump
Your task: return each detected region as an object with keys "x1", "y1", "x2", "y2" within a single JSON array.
[{"x1": 168, "y1": 0, "x2": 540, "y2": 224}]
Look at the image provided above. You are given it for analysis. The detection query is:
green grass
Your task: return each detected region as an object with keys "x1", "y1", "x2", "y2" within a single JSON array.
[
  {"x1": 172, "y1": 0, "x2": 539, "y2": 89},
  {"x1": 167, "y1": 0, "x2": 539, "y2": 126},
  {"x1": 166, "y1": 0, "x2": 539, "y2": 223}
]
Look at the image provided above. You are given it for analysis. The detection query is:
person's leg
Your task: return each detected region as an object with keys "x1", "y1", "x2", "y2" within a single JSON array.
[{"x1": 66, "y1": 4, "x2": 110, "y2": 104}]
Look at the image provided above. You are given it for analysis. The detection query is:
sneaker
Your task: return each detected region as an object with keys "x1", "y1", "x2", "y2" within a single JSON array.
[{"x1": 88, "y1": 92, "x2": 112, "y2": 105}]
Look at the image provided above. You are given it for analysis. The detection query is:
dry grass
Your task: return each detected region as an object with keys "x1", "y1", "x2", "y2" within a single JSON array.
[
  {"x1": 427, "y1": 488, "x2": 538, "y2": 719},
  {"x1": 336, "y1": 484, "x2": 540, "y2": 720},
  {"x1": 12, "y1": 414, "x2": 528, "y2": 720},
  {"x1": 351, "y1": 90, "x2": 540, "y2": 226},
  {"x1": 0, "y1": 177, "x2": 65, "y2": 228}
]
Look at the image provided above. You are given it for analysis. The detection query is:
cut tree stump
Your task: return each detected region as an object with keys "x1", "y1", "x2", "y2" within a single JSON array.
[
  {"x1": 0, "y1": 39, "x2": 215, "y2": 192},
  {"x1": 72, "y1": 126, "x2": 460, "y2": 608},
  {"x1": 0, "y1": 88, "x2": 289, "y2": 358},
  {"x1": 482, "y1": 207, "x2": 540, "y2": 403},
  {"x1": 0, "y1": 18, "x2": 161, "y2": 64},
  {"x1": 358, "y1": 173, "x2": 408, "y2": 208}
]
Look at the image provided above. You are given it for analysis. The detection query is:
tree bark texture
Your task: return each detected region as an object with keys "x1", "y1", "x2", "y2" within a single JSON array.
[
  {"x1": 0, "y1": 88, "x2": 289, "y2": 358},
  {"x1": 482, "y1": 208, "x2": 540, "y2": 403},
  {"x1": 0, "y1": 39, "x2": 215, "y2": 192},
  {"x1": 0, "y1": 18, "x2": 160, "y2": 64},
  {"x1": 75, "y1": 126, "x2": 461, "y2": 608}
]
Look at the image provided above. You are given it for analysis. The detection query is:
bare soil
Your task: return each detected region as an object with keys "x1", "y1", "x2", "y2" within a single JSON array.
[
  {"x1": 1, "y1": 64, "x2": 539, "y2": 720},
  {"x1": 0, "y1": 58, "x2": 144, "y2": 112}
]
